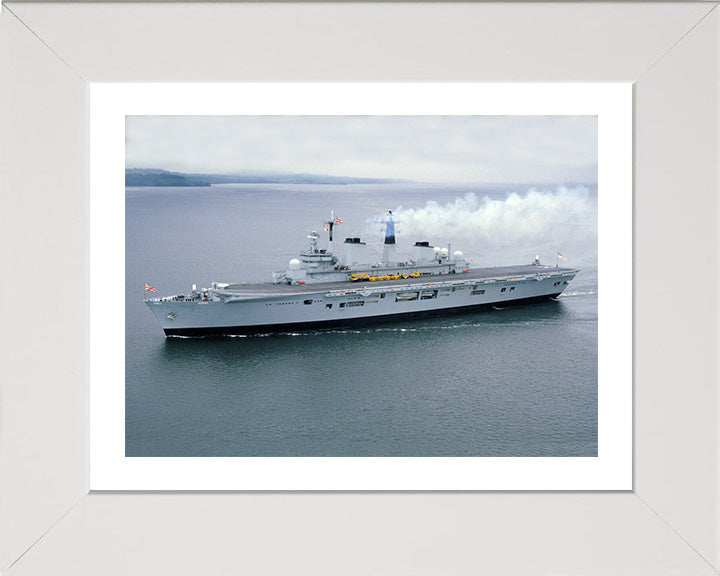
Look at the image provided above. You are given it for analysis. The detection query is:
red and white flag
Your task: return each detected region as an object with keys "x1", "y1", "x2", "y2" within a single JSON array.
[
  {"x1": 144, "y1": 283, "x2": 157, "y2": 292},
  {"x1": 335, "y1": 217, "x2": 343, "y2": 223},
  {"x1": 557, "y1": 252, "x2": 567, "y2": 261}
]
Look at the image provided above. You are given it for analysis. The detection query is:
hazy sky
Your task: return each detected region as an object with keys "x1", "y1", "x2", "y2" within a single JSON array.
[{"x1": 126, "y1": 115, "x2": 597, "y2": 184}]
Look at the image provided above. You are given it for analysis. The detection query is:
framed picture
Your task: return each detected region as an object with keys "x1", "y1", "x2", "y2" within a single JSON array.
[
  {"x1": 91, "y1": 83, "x2": 631, "y2": 490},
  {"x1": 3, "y1": 2, "x2": 718, "y2": 574}
]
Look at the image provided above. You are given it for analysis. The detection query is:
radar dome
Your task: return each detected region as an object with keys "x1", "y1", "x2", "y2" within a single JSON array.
[
  {"x1": 440, "y1": 248, "x2": 449, "y2": 256},
  {"x1": 288, "y1": 258, "x2": 301, "y2": 270},
  {"x1": 433, "y1": 246, "x2": 441, "y2": 253},
  {"x1": 452, "y1": 250, "x2": 464, "y2": 260}
]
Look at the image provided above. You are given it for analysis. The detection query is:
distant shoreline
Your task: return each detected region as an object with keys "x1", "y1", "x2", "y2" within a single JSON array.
[{"x1": 126, "y1": 168, "x2": 404, "y2": 187}]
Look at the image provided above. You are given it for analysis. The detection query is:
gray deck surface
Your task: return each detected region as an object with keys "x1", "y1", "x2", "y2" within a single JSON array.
[{"x1": 222, "y1": 265, "x2": 578, "y2": 296}]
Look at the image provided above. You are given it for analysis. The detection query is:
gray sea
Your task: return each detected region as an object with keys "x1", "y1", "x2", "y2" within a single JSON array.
[{"x1": 126, "y1": 183, "x2": 598, "y2": 457}]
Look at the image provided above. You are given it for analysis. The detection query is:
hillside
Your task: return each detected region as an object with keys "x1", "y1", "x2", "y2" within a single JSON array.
[{"x1": 126, "y1": 168, "x2": 403, "y2": 187}]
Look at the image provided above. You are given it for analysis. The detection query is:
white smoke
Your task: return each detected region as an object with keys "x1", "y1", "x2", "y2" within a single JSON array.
[{"x1": 367, "y1": 186, "x2": 597, "y2": 266}]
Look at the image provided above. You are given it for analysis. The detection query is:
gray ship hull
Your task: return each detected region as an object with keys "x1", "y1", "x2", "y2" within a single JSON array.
[{"x1": 146, "y1": 265, "x2": 578, "y2": 337}]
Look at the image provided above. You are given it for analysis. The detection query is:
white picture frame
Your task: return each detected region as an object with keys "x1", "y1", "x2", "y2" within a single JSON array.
[{"x1": 2, "y1": 2, "x2": 718, "y2": 574}]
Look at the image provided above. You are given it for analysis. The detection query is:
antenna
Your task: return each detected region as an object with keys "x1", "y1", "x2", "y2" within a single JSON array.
[{"x1": 307, "y1": 230, "x2": 320, "y2": 252}]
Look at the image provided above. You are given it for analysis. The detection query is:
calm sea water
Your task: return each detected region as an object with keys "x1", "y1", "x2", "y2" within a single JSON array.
[{"x1": 126, "y1": 183, "x2": 597, "y2": 457}]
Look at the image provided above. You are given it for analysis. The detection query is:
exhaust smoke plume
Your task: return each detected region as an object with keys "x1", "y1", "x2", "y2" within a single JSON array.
[{"x1": 368, "y1": 186, "x2": 597, "y2": 266}]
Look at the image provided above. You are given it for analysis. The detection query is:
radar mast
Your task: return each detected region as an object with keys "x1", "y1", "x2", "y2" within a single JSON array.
[
  {"x1": 323, "y1": 210, "x2": 342, "y2": 255},
  {"x1": 381, "y1": 210, "x2": 397, "y2": 265}
]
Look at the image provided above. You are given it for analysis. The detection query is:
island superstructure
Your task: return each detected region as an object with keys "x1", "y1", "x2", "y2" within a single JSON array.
[{"x1": 145, "y1": 211, "x2": 579, "y2": 336}]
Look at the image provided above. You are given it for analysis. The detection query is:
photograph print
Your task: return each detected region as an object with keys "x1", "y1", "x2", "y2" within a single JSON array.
[{"x1": 125, "y1": 114, "x2": 598, "y2": 458}]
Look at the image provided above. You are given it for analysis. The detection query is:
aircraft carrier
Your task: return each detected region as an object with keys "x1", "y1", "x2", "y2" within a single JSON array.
[{"x1": 145, "y1": 211, "x2": 579, "y2": 336}]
